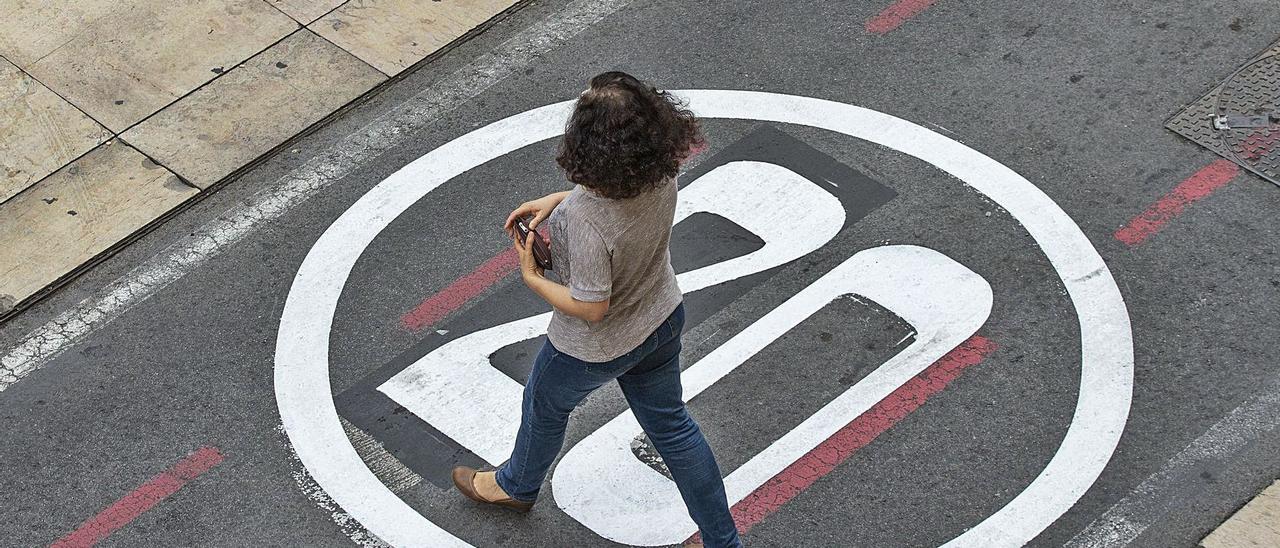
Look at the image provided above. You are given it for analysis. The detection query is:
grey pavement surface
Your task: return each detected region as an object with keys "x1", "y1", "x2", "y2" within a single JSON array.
[{"x1": 2, "y1": 1, "x2": 1280, "y2": 547}]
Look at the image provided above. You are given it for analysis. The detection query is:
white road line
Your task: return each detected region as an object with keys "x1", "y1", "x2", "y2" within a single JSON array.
[
  {"x1": 0, "y1": 0, "x2": 634, "y2": 394},
  {"x1": 342, "y1": 417, "x2": 423, "y2": 494},
  {"x1": 1066, "y1": 384, "x2": 1280, "y2": 548},
  {"x1": 278, "y1": 425, "x2": 390, "y2": 548},
  {"x1": 274, "y1": 90, "x2": 1132, "y2": 547}
]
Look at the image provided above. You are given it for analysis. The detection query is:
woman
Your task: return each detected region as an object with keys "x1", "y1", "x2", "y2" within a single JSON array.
[{"x1": 450, "y1": 72, "x2": 742, "y2": 547}]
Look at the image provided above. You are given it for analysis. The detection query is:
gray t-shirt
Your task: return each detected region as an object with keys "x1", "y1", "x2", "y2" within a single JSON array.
[{"x1": 543, "y1": 178, "x2": 683, "y2": 362}]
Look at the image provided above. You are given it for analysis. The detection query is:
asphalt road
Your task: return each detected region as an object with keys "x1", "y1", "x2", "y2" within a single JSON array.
[{"x1": 2, "y1": 1, "x2": 1279, "y2": 547}]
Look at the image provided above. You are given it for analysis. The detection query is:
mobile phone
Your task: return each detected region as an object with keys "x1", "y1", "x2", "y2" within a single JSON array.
[{"x1": 516, "y1": 217, "x2": 553, "y2": 270}]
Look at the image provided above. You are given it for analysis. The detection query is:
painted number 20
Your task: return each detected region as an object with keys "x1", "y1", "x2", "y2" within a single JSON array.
[{"x1": 379, "y1": 161, "x2": 991, "y2": 546}]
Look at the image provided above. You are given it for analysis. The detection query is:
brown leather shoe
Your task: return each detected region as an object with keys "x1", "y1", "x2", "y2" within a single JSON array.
[{"x1": 451, "y1": 466, "x2": 534, "y2": 513}]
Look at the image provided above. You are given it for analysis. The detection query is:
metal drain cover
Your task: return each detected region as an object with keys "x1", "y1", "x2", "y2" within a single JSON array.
[{"x1": 1168, "y1": 38, "x2": 1280, "y2": 187}]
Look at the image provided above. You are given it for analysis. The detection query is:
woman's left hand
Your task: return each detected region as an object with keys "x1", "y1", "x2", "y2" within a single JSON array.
[{"x1": 513, "y1": 231, "x2": 544, "y2": 280}]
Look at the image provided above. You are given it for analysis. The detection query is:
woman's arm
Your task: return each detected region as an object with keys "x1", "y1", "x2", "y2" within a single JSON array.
[
  {"x1": 523, "y1": 271, "x2": 610, "y2": 322},
  {"x1": 504, "y1": 190, "x2": 572, "y2": 233},
  {"x1": 513, "y1": 230, "x2": 609, "y2": 322}
]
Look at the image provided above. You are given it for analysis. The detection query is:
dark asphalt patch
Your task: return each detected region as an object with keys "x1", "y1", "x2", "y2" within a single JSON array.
[{"x1": 661, "y1": 295, "x2": 914, "y2": 474}]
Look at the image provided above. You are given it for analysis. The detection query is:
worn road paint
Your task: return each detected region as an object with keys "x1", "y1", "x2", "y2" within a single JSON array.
[
  {"x1": 400, "y1": 248, "x2": 518, "y2": 332},
  {"x1": 0, "y1": 0, "x2": 636, "y2": 395},
  {"x1": 1114, "y1": 160, "x2": 1240, "y2": 246},
  {"x1": 274, "y1": 91, "x2": 1133, "y2": 547},
  {"x1": 865, "y1": 0, "x2": 939, "y2": 34},
  {"x1": 380, "y1": 160, "x2": 845, "y2": 465},
  {"x1": 1238, "y1": 127, "x2": 1280, "y2": 162},
  {"x1": 1066, "y1": 384, "x2": 1280, "y2": 548},
  {"x1": 707, "y1": 335, "x2": 997, "y2": 540},
  {"x1": 51, "y1": 447, "x2": 224, "y2": 548},
  {"x1": 555, "y1": 246, "x2": 992, "y2": 545}
]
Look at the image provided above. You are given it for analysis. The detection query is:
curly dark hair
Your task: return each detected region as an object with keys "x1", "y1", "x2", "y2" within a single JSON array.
[{"x1": 556, "y1": 71, "x2": 705, "y2": 200}]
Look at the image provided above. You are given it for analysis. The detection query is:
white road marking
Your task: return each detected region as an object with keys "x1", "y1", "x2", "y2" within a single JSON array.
[
  {"x1": 278, "y1": 425, "x2": 390, "y2": 548},
  {"x1": 1065, "y1": 385, "x2": 1280, "y2": 548},
  {"x1": 274, "y1": 91, "x2": 1133, "y2": 546},
  {"x1": 555, "y1": 245, "x2": 992, "y2": 545},
  {"x1": 342, "y1": 417, "x2": 424, "y2": 494},
  {"x1": 379, "y1": 160, "x2": 846, "y2": 465},
  {"x1": 0, "y1": 0, "x2": 636, "y2": 394}
]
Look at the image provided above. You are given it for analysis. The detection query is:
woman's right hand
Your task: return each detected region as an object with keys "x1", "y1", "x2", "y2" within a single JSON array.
[{"x1": 504, "y1": 191, "x2": 569, "y2": 234}]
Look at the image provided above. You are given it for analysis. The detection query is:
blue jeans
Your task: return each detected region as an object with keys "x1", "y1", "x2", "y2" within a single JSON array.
[{"x1": 496, "y1": 303, "x2": 742, "y2": 547}]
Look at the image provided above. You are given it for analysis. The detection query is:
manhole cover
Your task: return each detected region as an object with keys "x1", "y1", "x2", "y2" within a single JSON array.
[{"x1": 1168, "y1": 37, "x2": 1280, "y2": 186}]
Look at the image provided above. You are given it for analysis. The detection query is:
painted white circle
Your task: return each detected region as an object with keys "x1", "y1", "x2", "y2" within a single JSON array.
[{"x1": 274, "y1": 90, "x2": 1133, "y2": 547}]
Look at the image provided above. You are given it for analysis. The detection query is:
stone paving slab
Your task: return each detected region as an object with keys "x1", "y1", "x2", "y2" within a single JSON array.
[
  {"x1": 1, "y1": 0, "x2": 298, "y2": 132},
  {"x1": 0, "y1": 0, "x2": 523, "y2": 320},
  {"x1": 311, "y1": 0, "x2": 521, "y2": 76},
  {"x1": 1202, "y1": 480, "x2": 1280, "y2": 548},
  {"x1": 0, "y1": 0, "x2": 118, "y2": 67},
  {"x1": 0, "y1": 140, "x2": 196, "y2": 309},
  {"x1": 0, "y1": 57, "x2": 110, "y2": 205},
  {"x1": 121, "y1": 30, "x2": 383, "y2": 189},
  {"x1": 267, "y1": 0, "x2": 347, "y2": 24}
]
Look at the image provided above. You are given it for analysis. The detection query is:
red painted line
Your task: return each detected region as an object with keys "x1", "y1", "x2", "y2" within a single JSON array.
[
  {"x1": 865, "y1": 0, "x2": 939, "y2": 34},
  {"x1": 401, "y1": 247, "x2": 519, "y2": 331},
  {"x1": 689, "y1": 336, "x2": 997, "y2": 543},
  {"x1": 1114, "y1": 160, "x2": 1240, "y2": 247},
  {"x1": 52, "y1": 446, "x2": 224, "y2": 548}
]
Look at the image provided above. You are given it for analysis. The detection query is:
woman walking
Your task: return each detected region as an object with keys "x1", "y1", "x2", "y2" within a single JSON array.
[{"x1": 450, "y1": 71, "x2": 742, "y2": 547}]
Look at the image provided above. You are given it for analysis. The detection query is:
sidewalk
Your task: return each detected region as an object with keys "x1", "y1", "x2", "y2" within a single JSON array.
[
  {"x1": 0, "y1": 0, "x2": 525, "y2": 320},
  {"x1": 1202, "y1": 479, "x2": 1280, "y2": 548}
]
